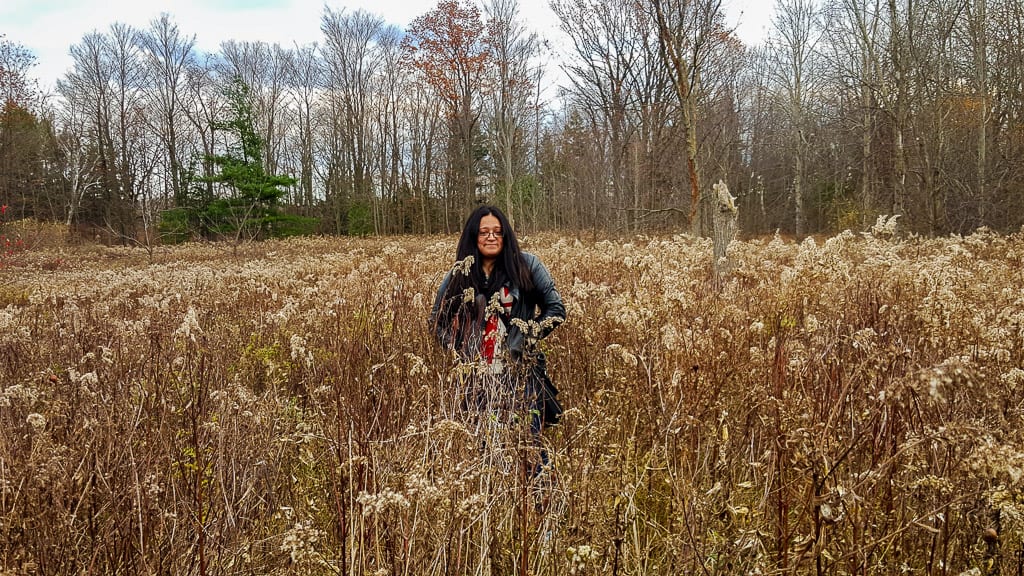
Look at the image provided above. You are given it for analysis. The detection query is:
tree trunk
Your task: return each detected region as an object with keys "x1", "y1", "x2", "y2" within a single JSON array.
[
  {"x1": 887, "y1": 0, "x2": 907, "y2": 219},
  {"x1": 974, "y1": 0, "x2": 988, "y2": 226},
  {"x1": 712, "y1": 179, "x2": 737, "y2": 283}
]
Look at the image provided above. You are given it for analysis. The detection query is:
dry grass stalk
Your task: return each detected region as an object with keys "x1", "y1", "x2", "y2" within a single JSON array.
[{"x1": 1, "y1": 229, "x2": 1023, "y2": 574}]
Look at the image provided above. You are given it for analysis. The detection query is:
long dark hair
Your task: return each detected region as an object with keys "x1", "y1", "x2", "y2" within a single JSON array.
[
  {"x1": 435, "y1": 206, "x2": 533, "y2": 347},
  {"x1": 453, "y1": 205, "x2": 533, "y2": 292}
]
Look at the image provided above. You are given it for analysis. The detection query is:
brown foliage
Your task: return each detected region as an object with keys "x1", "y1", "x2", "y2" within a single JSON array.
[
  {"x1": 1, "y1": 230, "x2": 1023, "y2": 574},
  {"x1": 402, "y1": 0, "x2": 491, "y2": 116}
]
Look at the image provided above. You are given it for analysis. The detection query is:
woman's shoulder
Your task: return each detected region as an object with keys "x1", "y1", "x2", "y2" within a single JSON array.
[
  {"x1": 520, "y1": 252, "x2": 546, "y2": 273},
  {"x1": 519, "y1": 252, "x2": 553, "y2": 281}
]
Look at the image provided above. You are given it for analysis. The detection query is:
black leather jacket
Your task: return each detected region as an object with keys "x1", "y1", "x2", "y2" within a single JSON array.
[{"x1": 430, "y1": 252, "x2": 566, "y2": 358}]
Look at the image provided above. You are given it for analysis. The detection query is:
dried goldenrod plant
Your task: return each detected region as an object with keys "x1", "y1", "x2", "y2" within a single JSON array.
[{"x1": 1, "y1": 229, "x2": 1022, "y2": 575}]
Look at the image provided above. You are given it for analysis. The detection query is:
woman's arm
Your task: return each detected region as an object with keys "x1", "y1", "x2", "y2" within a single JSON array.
[{"x1": 528, "y1": 255, "x2": 566, "y2": 338}]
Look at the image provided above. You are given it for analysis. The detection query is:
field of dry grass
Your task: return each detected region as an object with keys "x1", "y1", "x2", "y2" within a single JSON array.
[{"x1": 2, "y1": 224, "x2": 1023, "y2": 575}]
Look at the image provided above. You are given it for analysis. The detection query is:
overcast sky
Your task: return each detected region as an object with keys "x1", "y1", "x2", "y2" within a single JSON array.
[{"x1": 2, "y1": 0, "x2": 775, "y2": 92}]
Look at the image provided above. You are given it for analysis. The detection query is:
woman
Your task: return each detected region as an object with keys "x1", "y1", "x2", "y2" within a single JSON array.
[{"x1": 430, "y1": 205, "x2": 565, "y2": 439}]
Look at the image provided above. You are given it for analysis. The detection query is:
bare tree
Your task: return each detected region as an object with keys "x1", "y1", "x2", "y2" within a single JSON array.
[
  {"x1": 369, "y1": 25, "x2": 409, "y2": 233},
  {"x1": 177, "y1": 54, "x2": 225, "y2": 224},
  {"x1": 884, "y1": 0, "x2": 909, "y2": 218},
  {"x1": 321, "y1": 8, "x2": 387, "y2": 234},
  {"x1": 56, "y1": 94, "x2": 99, "y2": 228},
  {"x1": 404, "y1": 0, "x2": 492, "y2": 229},
  {"x1": 61, "y1": 26, "x2": 148, "y2": 239},
  {"x1": 908, "y1": 0, "x2": 964, "y2": 234},
  {"x1": 139, "y1": 13, "x2": 196, "y2": 208},
  {"x1": 283, "y1": 42, "x2": 324, "y2": 212},
  {"x1": 768, "y1": 0, "x2": 821, "y2": 236},
  {"x1": 963, "y1": 0, "x2": 990, "y2": 225},
  {"x1": 821, "y1": 0, "x2": 886, "y2": 226},
  {"x1": 552, "y1": 0, "x2": 652, "y2": 231},
  {"x1": 109, "y1": 24, "x2": 149, "y2": 228},
  {"x1": 482, "y1": 0, "x2": 542, "y2": 224},
  {"x1": 984, "y1": 0, "x2": 1024, "y2": 228},
  {"x1": 404, "y1": 77, "x2": 444, "y2": 234},
  {"x1": 645, "y1": 0, "x2": 726, "y2": 236}
]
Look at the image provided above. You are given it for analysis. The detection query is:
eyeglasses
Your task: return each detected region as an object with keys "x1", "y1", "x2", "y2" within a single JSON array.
[{"x1": 478, "y1": 230, "x2": 503, "y2": 239}]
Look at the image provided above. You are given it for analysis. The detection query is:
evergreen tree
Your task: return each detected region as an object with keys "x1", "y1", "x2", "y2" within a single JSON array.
[{"x1": 162, "y1": 77, "x2": 315, "y2": 241}]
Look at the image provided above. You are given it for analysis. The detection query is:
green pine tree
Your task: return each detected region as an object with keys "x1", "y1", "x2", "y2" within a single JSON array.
[
  {"x1": 204, "y1": 77, "x2": 296, "y2": 240},
  {"x1": 161, "y1": 77, "x2": 315, "y2": 242}
]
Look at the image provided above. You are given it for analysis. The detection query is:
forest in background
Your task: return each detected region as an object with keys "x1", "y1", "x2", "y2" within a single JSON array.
[{"x1": 2, "y1": 0, "x2": 1024, "y2": 243}]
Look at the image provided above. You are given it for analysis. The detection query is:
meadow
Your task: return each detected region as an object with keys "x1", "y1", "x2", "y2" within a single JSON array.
[{"x1": 1, "y1": 222, "x2": 1023, "y2": 575}]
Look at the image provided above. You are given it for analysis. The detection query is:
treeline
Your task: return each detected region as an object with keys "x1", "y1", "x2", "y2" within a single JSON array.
[{"x1": 2, "y1": 0, "x2": 1023, "y2": 242}]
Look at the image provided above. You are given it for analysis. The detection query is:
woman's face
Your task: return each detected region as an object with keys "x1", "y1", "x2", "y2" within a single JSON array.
[{"x1": 477, "y1": 214, "x2": 504, "y2": 261}]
